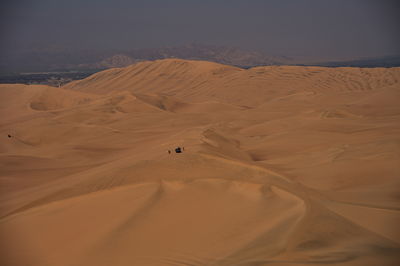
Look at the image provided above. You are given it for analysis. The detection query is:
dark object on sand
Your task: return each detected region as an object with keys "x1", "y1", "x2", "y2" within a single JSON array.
[
  {"x1": 175, "y1": 147, "x2": 182, "y2": 153},
  {"x1": 8, "y1": 134, "x2": 12, "y2": 138},
  {"x1": 168, "y1": 150, "x2": 171, "y2": 154}
]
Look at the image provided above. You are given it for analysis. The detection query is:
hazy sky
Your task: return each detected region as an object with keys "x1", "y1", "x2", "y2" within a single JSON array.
[{"x1": 1, "y1": 0, "x2": 399, "y2": 58}]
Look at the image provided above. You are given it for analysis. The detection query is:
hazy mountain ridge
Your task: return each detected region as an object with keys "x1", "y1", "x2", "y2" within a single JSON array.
[
  {"x1": 0, "y1": 44, "x2": 293, "y2": 73},
  {"x1": 2, "y1": 43, "x2": 399, "y2": 74}
]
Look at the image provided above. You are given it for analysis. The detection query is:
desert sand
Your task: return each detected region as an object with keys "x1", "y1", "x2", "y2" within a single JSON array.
[{"x1": 0, "y1": 59, "x2": 399, "y2": 265}]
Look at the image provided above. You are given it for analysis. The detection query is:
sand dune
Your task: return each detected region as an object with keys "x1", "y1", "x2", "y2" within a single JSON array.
[{"x1": 1, "y1": 59, "x2": 399, "y2": 265}]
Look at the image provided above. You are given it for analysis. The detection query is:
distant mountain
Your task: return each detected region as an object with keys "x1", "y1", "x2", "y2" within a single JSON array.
[
  {"x1": 122, "y1": 43, "x2": 293, "y2": 67},
  {"x1": 1, "y1": 44, "x2": 398, "y2": 74},
  {"x1": 0, "y1": 44, "x2": 292, "y2": 73},
  {"x1": 78, "y1": 54, "x2": 137, "y2": 69}
]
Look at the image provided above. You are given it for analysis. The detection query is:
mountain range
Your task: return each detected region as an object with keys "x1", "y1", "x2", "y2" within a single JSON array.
[{"x1": 2, "y1": 43, "x2": 399, "y2": 74}]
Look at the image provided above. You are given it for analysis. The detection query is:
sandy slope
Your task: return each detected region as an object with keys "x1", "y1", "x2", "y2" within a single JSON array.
[{"x1": 1, "y1": 59, "x2": 399, "y2": 265}]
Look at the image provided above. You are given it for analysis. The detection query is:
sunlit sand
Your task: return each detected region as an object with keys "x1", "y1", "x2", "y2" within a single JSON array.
[{"x1": 1, "y1": 59, "x2": 399, "y2": 265}]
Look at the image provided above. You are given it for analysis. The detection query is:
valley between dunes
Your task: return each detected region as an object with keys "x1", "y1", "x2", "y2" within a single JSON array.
[{"x1": 1, "y1": 59, "x2": 399, "y2": 265}]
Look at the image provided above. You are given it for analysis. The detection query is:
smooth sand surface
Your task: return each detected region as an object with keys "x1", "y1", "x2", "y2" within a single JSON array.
[{"x1": 1, "y1": 59, "x2": 399, "y2": 265}]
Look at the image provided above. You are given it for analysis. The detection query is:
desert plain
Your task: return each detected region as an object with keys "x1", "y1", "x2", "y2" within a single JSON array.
[{"x1": 0, "y1": 59, "x2": 399, "y2": 265}]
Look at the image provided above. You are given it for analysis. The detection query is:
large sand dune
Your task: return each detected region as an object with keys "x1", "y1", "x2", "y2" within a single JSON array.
[{"x1": 1, "y1": 59, "x2": 399, "y2": 265}]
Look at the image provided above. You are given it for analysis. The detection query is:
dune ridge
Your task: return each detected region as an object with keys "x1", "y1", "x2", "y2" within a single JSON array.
[{"x1": 1, "y1": 59, "x2": 400, "y2": 265}]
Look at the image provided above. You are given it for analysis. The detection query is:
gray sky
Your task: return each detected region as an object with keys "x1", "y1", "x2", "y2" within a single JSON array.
[{"x1": 1, "y1": 0, "x2": 399, "y2": 58}]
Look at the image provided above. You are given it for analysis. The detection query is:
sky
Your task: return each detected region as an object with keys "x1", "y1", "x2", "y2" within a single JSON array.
[{"x1": 0, "y1": 0, "x2": 399, "y2": 59}]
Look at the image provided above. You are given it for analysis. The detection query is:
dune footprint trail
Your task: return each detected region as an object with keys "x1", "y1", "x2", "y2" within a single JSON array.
[{"x1": 1, "y1": 59, "x2": 400, "y2": 265}]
